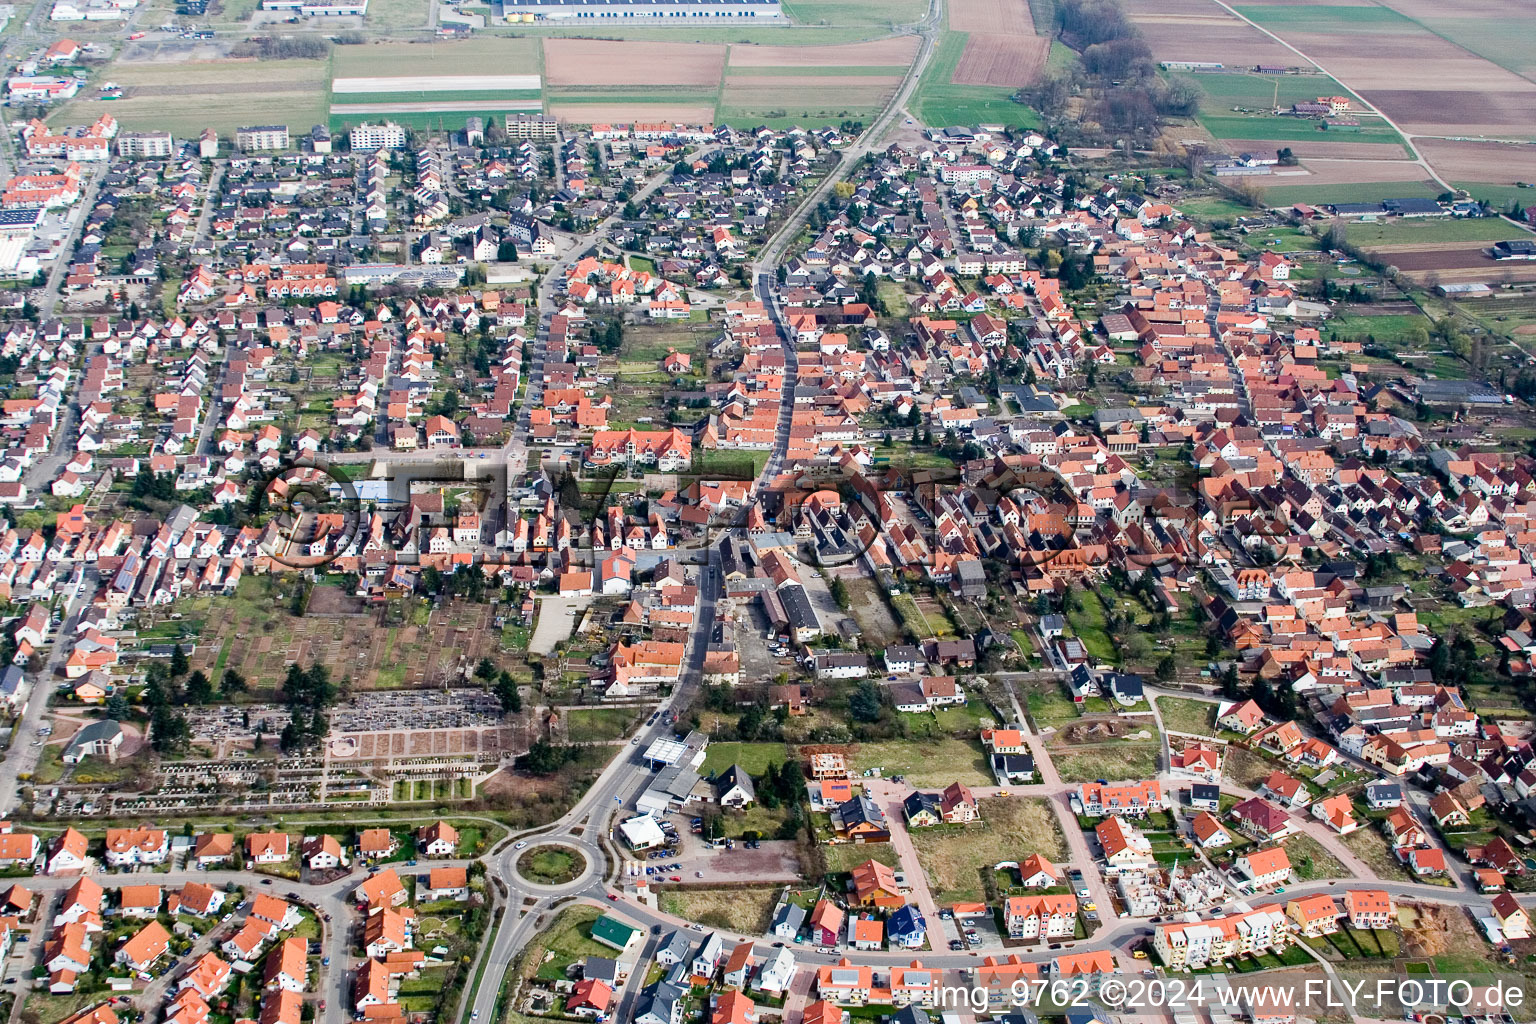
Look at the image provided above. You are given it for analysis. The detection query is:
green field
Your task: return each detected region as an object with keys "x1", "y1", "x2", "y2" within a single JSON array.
[
  {"x1": 1199, "y1": 114, "x2": 1402, "y2": 145},
  {"x1": 910, "y1": 29, "x2": 1039, "y2": 129},
  {"x1": 565, "y1": 707, "x2": 637, "y2": 743},
  {"x1": 699, "y1": 741, "x2": 792, "y2": 776},
  {"x1": 54, "y1": 57, "x2": 329, "y2": 135},
  {"x1": 1260, "y1": 180, "x2": 1441, "y2": 206},
  {"x1": 1234, "y1": 4, "x2": 1418, "y2": 32},
  {"x1": 1323, "y1": 312, "x2": 1435, "y2": 343},
  {"x1": 1177, "y1": 196, "x2": 1258, "y2": 221},
  {"x1": 780, "y1": 0, "x2": 926, "y2": 28},
  {"x1": 1392, "y1": 15, "x2": 1536, "y2": 77},
  {"x1": 1456, "y1": 183, "x2": 1536, "y2": 208},
  {"x1": 1175, "y1": 71, "x2": 1362, "y2": 111},
  {"x1": 1347, "y1": 217, "x2": 1533, "y2": 245}
]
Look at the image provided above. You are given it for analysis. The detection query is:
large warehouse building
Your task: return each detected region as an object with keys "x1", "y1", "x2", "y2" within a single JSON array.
[{"x1": 502, "y1": 0, "x2": 782, "y2": 19}]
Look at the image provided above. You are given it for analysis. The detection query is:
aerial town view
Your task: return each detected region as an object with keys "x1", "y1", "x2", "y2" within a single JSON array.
[{"x1": 3, "y1": 0, "x2": 1536, "y2": 1023}]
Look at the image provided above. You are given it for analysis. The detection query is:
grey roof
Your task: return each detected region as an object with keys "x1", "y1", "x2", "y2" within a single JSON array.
[
  {"x1": 714, "y1": 764, "x2": 756, "y2": 802},
  {"x1": 65, "y1": 718, "x2": 122, "y2": 756},
  {"x1": 0, "y1": 665, "x2": 24, "y2": 696},
  {"x1": 771, "y1": 902, "x2": 805, "y2": 935}
]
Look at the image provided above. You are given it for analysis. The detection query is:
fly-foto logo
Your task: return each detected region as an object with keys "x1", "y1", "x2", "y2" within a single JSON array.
[{"x1": 252, "y1": 460, "x2": 363, "y2": 570}]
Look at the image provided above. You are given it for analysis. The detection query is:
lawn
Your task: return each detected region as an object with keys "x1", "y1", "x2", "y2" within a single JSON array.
[
  {"x1": 565, "y1": 707, "x2": 638, "y2": 743},
  {"x1": 527, "y1": 905, "x2": 613, "y2": 982},
  {"x1": 890, "y1": 592, "x2": 957, "y2": 640},
  {"x1": 1049, "y1": 743, "x2": 1160, "y2": 784},
  {"x1": 823, "y1": 841, "x2": 899, "y2": 873},
  {"x1": 1348, "y1": 217, "x2": 1533, "y2": 246},
  {"x1": 1026, "y1": 684, "x2": 1082, "y2": 728},
  {"x1": 849, "y1": 737, "x2": 992, "y2": 787},
  {"x1": 907, "y1": 797, "x2": 1068, "y2": 904},
  {"x1": 659, "y1": 886, "x2": 782, "y2": 933},
  {"x1": 910, "y1": 28, "x2": 1039, "y2": 130},
  {"x1": 1286, "y1": 833, "x2": 1351, "y2": 881},
  {"x1": 700, "y1": 742, "x2": 792, "y2": 776},
  {"x1": 517, "y1": 846, "x2": 585, "y2": 885},
  {"x1": 1156, "y1": 696, "x2": 1219, "y2": 737},
  {"x1": 1324, "y1": 311, "x2": 1436, "y2": 344},
  {"x1": 1177, "y1": 196, "x2": 1257, "y2": 221},
  {"x1": 1064, "y1": 589, "x2": 1116, "y2": 664},
  {"x1": 694, "y1": 448, "x2": 769, "y2": 480}
]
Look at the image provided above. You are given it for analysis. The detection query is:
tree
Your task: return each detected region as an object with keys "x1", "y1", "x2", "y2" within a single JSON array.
[
  {"x1": 494, "y1": 670, "x2": 523, "y2": 714},
  {"x1": 849, "y1": 681, "x2": 883, "y2": 723},
  {"x1": 1155, "y1": 655, "x2": 1177, "y2": 682},
  {"x1": 185, "y1": 670, "x2": 214, "y2": 704},
  {"x1": 474, "y1": 657, "x2": 497, "y2": 683},
  {"x1": 221, "y1": 669, "x2": 248, "y2": 696},
  {"x1": 151, "y1": 705, "x2": 191, "y2": 754},
  {"x1": 521, "y1": 740, "x2": 577, "y2": 775},
  {"x1": 170, "y1": 643, "x2": 189, "y2": 678},
  {"x1": 104, "y1": 693, "x2": 131, "y2": 720}
]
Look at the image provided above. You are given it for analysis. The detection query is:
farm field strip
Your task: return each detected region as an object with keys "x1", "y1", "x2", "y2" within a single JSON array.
[{"x1": 332, "y1": 74, "x2": 542, "y2": 92}]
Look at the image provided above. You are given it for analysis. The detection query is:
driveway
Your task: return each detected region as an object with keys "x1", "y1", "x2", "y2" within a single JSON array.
[{"x1": 530, "y1": 594, "x2": 592, "y2": 655}]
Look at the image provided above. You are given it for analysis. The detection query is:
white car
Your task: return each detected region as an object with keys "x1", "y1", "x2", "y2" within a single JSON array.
[
  {"x1": 1077, "y1": 888, "x2": 1091, "y2": 898},
  {"x1": 514, "y1": 840, "x2": 528, "y2": 850}
]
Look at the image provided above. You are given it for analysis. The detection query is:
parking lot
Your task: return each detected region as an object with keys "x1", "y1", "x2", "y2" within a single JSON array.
[{"x1": 623, "y1": 812, "x2": 804, "y2": 885}]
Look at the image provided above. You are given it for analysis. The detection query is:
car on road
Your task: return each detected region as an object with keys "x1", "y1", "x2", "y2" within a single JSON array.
[
  {"x1": 322, "y1": 957, "x2": 330, "y2": 966},
  {"x1": 319, "y1": 1002, "x2": 326, "y2": 1012},
  {"x1": 261, "y1": 879, "x2": 273, "y2": 885},
  {"x1": 607, "y1": 893, "x2": 619, "y2": 901}
]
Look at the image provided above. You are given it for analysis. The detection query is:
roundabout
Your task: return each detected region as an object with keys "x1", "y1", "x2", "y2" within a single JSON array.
[{"x1": 511, "y1": 840, "x2": 596, "y2": 892}]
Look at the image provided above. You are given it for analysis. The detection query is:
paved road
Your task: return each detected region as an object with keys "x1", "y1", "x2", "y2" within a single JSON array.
[{"x1": 0, "y1": 570, "x2": 89, "y2": 816}]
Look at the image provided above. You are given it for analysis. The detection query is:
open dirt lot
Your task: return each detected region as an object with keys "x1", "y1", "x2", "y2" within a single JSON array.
[
  {"x1": 1360, "y1": 242, "x2": 1536, "y2": 284},
  {"x1": 951, "y1": 35, "x2": 1051, "y2": 88},
  {"x1": 1416, "y1": 139, "x2": 1536, "y2": 184},
  {"x1": 907, "y1": 797, "x2": 1067, "y2": 904},
  {"x1": 1133, "y1": 19, "x2": 1299, "y2": 66},
  {"x1": 331, "y1": 37, "x2": 541, "y2": 77},
  {"x1": 727, "y1": 37, "x2": 918, "y2": 66},
  {"x1": 1365, "y1": 87, "x2": 1536, "y2": 136},
  {"x1": 949, "y1": 0, "x2": 1033, "y2": 35},
  {"x1": 550, "y1": 103, "x2": 719, "y2": 125},
  {"x1": 659, "y1": 887, "x2": 783, "y2": 933},
  {"x1": 1123, "y1": 0, "x2": 1300, "y2": 65},
  {"x1": 543, "y1": 39, "x2": 727, "y2": 86},
  {"x1": 1283, "y1": 158, "x2": 1436, "y2": 185}
]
